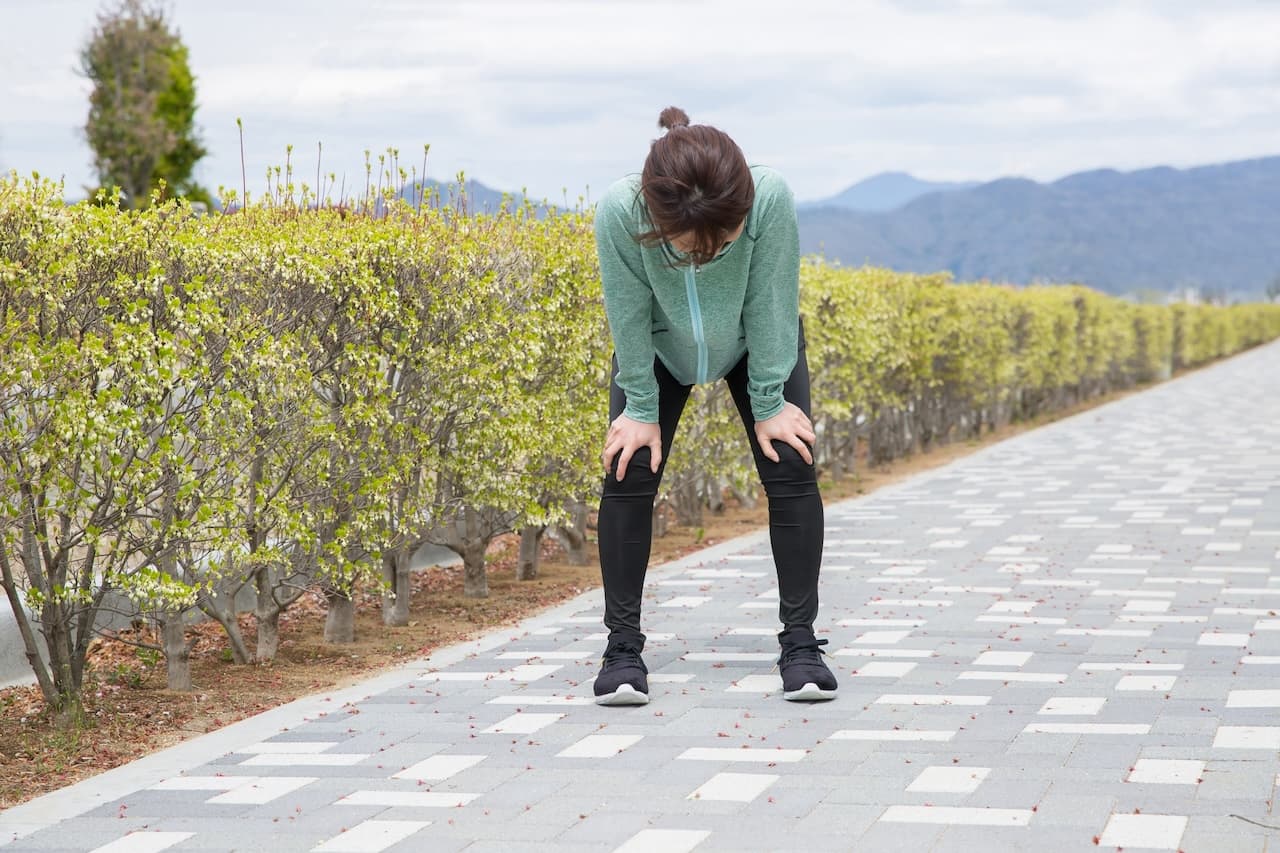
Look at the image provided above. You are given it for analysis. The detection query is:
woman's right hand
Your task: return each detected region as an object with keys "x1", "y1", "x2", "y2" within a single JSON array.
[{"x1": 602, "y1": 414, "x2": 662, "y2": 482}]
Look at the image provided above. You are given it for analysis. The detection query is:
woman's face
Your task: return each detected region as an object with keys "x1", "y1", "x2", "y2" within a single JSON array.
[{"x1": 667, "y1": 219, "x2": 746, "y2": 257}]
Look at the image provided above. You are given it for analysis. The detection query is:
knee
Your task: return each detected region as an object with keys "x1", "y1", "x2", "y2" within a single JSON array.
[
  {"x1": 603, "y1": 448, "x2": 663, "y2": 497},
  {"x1": 759, "y1": 443, "x2": 817, "y2": 494}
]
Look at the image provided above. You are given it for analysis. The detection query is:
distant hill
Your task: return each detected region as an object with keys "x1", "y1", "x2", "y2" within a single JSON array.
[
  {"x1": 798, "y1": 156, "x2": 1280, "y2": 297},
  {"x1": 398, "y1": 179, "x2": 525, "y2": 213},
  {"x1": 398, "y1": 179, "x2": 582, "y2": 217},
  {"x1": 799, "y1": 171, "x2": 977, "y2": 212}
]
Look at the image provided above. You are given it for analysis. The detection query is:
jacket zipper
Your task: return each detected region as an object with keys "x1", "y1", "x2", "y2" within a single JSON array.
[{"x1": 685, "y1": 265, "x2": 709, "y2": 384}]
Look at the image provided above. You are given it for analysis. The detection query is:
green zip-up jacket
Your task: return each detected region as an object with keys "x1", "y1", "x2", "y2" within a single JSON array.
[{"x1": 595, "y1": 164, "x2": 801, "y2": 424}]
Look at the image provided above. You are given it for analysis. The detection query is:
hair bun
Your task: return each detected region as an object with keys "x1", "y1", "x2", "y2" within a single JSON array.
[{"x1": 658, "y1": 106, "x2": 691, "y2": 131}]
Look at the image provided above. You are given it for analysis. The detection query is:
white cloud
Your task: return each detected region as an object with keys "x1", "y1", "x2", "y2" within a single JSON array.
[{"x1": 0, "y1": 0, "x2": 1277, "y2": 200}]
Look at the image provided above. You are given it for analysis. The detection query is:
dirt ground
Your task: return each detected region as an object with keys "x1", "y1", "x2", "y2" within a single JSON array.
[{"x1": 0, "y1": 388, "x2": 1148, "y2": 810}]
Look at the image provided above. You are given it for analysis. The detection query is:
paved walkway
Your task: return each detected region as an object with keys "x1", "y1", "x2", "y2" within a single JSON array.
[{"x1": 3, "y1": 339, "x2": 1279, "y2": 853}]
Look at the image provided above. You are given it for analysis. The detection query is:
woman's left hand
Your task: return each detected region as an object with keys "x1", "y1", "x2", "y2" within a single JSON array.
[{"x1": 753, "y1": 402, "x2": 816, "y2": 465}]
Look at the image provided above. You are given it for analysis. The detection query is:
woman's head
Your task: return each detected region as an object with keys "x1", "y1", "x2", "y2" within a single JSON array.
[{"x1": 639, "y1": 106, "x2": 754, "y2": 267}]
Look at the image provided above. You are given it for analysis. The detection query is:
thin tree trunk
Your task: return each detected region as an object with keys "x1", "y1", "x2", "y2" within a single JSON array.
[
  {"x1": 324, "y1": 588, "x2": 356, "y2": 643},
  {"x1": 517, "y1": 526, "x2": 542, "y2": 581},
  {"x1": 705, "y1": 476, "x2": 726, "y2": 515},
  {"x1": 0, "y1": 546, "x2": 57, "y2": 706},
  {"x1": 461, "y1": 505, "x2": 489, "y2": 598},
  {"x1": 256, "y1": 608, "x2": 281, "y2": 662},
  {"x1": 551, "y1": 515, "x2": 589, "y2": 566},
  {"x1": 728, "y1": 484, "x2": 757, "y2": 511},
  {"x1": 652, "y1": 500, "x2": 669, "y2": 539},
  {"x1": 254, "y1": 566, "x2": 281, "y2": 662},
  {"x1": 159, "y1": 467, "x2": 193, "y2": 690},
  {"x1": 199, "y1": 597, "x2": 252, "y2": 665},
  {"x1": 162, "y1": 616, "x2": 192, "y2": 691},
  {"x1": 463, "y1": 543, "x2": 488, "y2": 598},
  {"x1": 382, "y1": 548, "x2": 411, "y2": 627}
]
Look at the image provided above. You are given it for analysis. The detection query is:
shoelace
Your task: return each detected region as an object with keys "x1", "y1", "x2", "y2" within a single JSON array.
[
  {"x1": 777, "y1": 637, "x2": 830, "y2": 668},
  {"x1": 601, "y1": 643, "x2": 644, "y2": 668}
]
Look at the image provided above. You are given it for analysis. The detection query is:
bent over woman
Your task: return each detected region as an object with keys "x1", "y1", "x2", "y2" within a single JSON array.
[{"x1": 592, "y1": 106, "x2": 837, "y2": 706}]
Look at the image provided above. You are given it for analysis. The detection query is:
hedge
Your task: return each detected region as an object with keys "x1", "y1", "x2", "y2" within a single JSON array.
[{"x1": 2, "y1": 173, "x2": 1278, "y2": 715}]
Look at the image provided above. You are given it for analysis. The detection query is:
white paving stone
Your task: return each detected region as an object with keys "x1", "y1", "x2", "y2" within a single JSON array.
[
  {"x1": 557, "y1": 734, "x2": 644, "y2": 758},
  {"x1": 1116, "y1": 676, "x2": 1178, "y2": 691},
  {"x1": 1197, "y1": 632, "x2": 1251, "y2": 646},
  {"x1": 206, "y1": 777, "x2": 318, "y2": 805},
  {"x1": 612, "y1": 829, "x2": 710, "y2": 853},
  {"x1": 831, "y1": 729, "x2": 955, "y2": 742},
  {"x1": 1023, "y1": 723, "x2": 1150, "y2": 734},
  {"x1": 677, "y1": 748, "x2": 807, "y2": 763},
  {"x1": 89, "y1": 833, "x2": 197, "y2": 853},
  {"x1": 874, "y1": 694, "x2": 990, "y2": 706},
  {"x1": 853, "y1": 630, "x2": 911, "y2": 644},
  {"x1": 833, "y1": 648, "x2": 933, "y2": 658},
  {"x1": 660, "y1": 596, "x2": 712, "y2": 608},
  {"x1": 312, "y1": 820, "x2": 430, "y2": 853},
  {"x1": 849, "y1": 662, "x2": 918, "y2": 678},
  {"x1": 487, "y1": 694, "x2": 594, "y2": 706},
  {"x1": 987, "y1": 601, "x2": 1036, "y2": 613},
  {"x1": 958, "y1": 671, "x2": 1066, "y2": 683},
  {"x1": 872, "y1": 599, "x2": 953, "y2": 607},
  {"x1": 1097, "y1": 813, "x2": 1187, "y2": 849},
  {"x1": 1128, "y1": 759, "x2": 1204, "y2": 785},
  {"x1": 337, "y1": 791, "x2": 478, "y2": 808},
  {"x1": 1213, "y1": 726, "x2": 1280, "y2": 749},
  {"x1": 905, "y1": 766, "x2": 990, "y2": 793},
  {"x1": 149, "y1": 777, "x2": 259, "y2": 792},
  {"x1": 687, "y1": 772, "x2": 779, "y2": 803},
  {"x1": 683, "y1": 652, "x2": 775, "y2": 662},
  {"x1": 726, "y1": 674, "x2": 782, "y2": 693},
  {"x1": 972, "y1": 651, "x2": 1032, "y2": 667},
  {"x1": 1079, "y1": 662, "x2": 1183, "y2": 671},
  {"x1": 392, "y1": 754, "x2": 485, "y2": 781},
  {"x1": 879, "y1": 805, "x2": 1032, "y2": 826},
  {"x1": 1038, "y1": 697, "x2": 1106, "y2": 715},
  {"x1": 1225, "y1": 690, "x2": 1280, "y2": 708},
  {"x1": 1123, "y1": 600, "x2": 1171, "y2": 613},
  {"x1": 481, "y1": 712, "x2": 564, "y2": 734},
  {"x1": 837, "y1": 618, "x2": 927, "y2": 627}
]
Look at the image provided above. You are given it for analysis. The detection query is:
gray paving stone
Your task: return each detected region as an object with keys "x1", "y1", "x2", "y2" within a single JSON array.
[
  {"x1": 1032, "y1": 792, "x2": 1119, "y2": 828},
  {"x1": 931, "y1": 826, "x2": 1094, "y2": 853}
]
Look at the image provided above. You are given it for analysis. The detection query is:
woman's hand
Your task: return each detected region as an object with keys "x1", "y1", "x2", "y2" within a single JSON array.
[
  {"x1": 753, "y1": 403, "x2": 816, "y2": 465},
  {"x1": 603, "y1": 414, "x2": 663, "y2": 482}
]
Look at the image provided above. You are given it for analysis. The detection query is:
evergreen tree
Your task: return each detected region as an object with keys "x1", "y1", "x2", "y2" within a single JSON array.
[{"x1": 80, "y1": 0, "x2": 210, "y2": 208}]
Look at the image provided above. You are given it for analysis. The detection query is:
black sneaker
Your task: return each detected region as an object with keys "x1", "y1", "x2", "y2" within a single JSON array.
[
  {"x1": 777, "y1": 627, "x2": 838, "y2": 702},
  {"x1": 593, "y1": 640, "x2": 649, "y2": 706}
]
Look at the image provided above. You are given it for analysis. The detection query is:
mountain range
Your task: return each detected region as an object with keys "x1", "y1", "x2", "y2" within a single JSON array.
[
  {"x1": 409, "y1": 155, "x2": 1279, "y2": 297},
  {"x1": 798, "y1": 172, "x2": 978, "y2": 212},
  {"x1": 798, "y1": 156, "x2": 1280, "y2": 297}
]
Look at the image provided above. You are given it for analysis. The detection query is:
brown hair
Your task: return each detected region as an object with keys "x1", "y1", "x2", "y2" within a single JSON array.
[{"x1": 637, "y1": 106, "x2": 755, "y2": 267}]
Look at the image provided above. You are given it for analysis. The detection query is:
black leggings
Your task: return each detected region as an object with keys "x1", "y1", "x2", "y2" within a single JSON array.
[{"x1": 597, "y1": 333, "x2": 824, "y2": 648}]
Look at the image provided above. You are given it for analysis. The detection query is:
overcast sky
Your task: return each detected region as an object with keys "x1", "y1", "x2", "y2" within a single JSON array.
[{"x1": 1, "y1": 0, "x2": 1278, "y2": 204}]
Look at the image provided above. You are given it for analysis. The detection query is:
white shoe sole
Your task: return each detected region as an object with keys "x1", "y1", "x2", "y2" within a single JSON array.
[
  {"x1": 783, "y1": 683, "x2": 838, "y2": 702},
  {"x1": 595, "y1": 683, "x2": 650, "y2": 706}
]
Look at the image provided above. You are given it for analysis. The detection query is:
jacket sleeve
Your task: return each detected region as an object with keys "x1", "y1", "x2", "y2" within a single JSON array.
[
  {"x1": 741, "y1": 172, "x2": 800, "y2": 422},
  {"x1": 595, "y1": 183, "x2": 660, "y2": 423}
]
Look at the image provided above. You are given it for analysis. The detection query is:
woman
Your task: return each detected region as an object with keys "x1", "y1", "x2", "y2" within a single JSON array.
[{"x1": 593, "y1": 106, "x2": 836, "y2": 705}]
